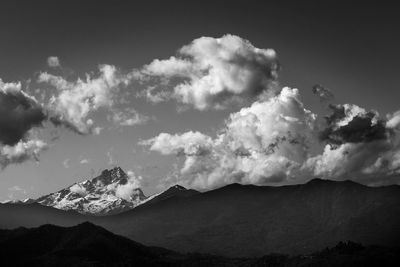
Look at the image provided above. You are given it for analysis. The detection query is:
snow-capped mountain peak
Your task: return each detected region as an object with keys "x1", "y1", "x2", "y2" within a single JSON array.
[{"x1": 36, "y1": 167, "x2": 147, "y2": 215}]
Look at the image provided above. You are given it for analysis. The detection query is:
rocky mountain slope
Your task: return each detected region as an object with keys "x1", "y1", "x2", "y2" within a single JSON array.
[
  {"x1": 36, "y1": 167, "x2": 147, "y2": 215},
  {"x1": 2, "y1": 167, "x2": 199, "y2": 216}
]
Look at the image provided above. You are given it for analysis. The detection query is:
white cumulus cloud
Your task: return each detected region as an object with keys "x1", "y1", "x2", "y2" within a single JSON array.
[
  {"x1": 38, "y1": 64, "x2": 127, "y2": 134},
  {"x1": 143, "y1": 86, "x2": 400, "y2": 189},
  {"x1": 140, "y1": 34, "x2": 279, "y2": 110},
  {"x1": 142, "y1": 87, "x2": 318, "y2": 189}
]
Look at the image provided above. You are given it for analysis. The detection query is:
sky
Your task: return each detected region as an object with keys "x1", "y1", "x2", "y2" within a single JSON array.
[{"x1": 1, "y1": 0, "x2": 400, "y2": 201}]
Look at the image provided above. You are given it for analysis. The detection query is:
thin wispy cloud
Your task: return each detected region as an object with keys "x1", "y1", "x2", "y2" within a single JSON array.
[{"x1": 63, "y1": 158, "x2": 70, "y2": 169}]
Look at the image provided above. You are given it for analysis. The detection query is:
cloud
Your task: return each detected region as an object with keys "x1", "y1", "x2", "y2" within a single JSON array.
[
  {"x1": 38, "y1": 64, "x2": 131, "y2": 134},
  {"x1": 305, "y1": 108, "x2": 400, "y2": 182},
  {"x1": 319, "y1": 104, "x2": 389, "y2": 147},
  {"x1": 107, "y1": 149, "x2": 114, "y2": 165},
  {"x1": 386, "y1": 110, "x2": 400, "y2": 129},
  {"x1": 92, "y1": 127, "x2": 103, "y2": 135},
  {"x1": 143, "y1": 85, "x2": 400, "y2": 189},
  {"x1": 0, "y1": 139, "x2": 48, "y2": 169},
  {"x1": 7, "y1": 185, "x2": 29, "y2": 200},
  {"x1": 0, "y1": 79, "x2": 47, "y2": 146},
  {"x1": 47, "y1": 56, "x2": 60, "y2": 68},
  {"x1": 80, "y1": 158, "x2": 90, "y2": 164},
  {"x1": 312, "y1": 84, "x2": 334, "y2": 103},
  {"x1": 140, "y1": 34, "x2": 280, "y2": 110},
  {"x1": 0, "y1": 79, "x2": 52, "y2": 169},
  {"x1": 70, "y1": 183, "x2": 88, "y2": 196},
  {"x1": 8, "y1": 185, "x2": 26, "y2": 193},
  {"x1": 63, "y1": 158, "x2": 70, "y2": 168},
  {"x1": 110, "y1": 107, "x2": 149, "y2": 127},
  {"x1": 141, "y1": 131, "x2": 213, "y2": 156},
  {"x1": 142, "y1": 87, "x2": 318, "y2": 189},
  {"x1": 114, "y1": 170, "x2": 142, "y2": 201}
]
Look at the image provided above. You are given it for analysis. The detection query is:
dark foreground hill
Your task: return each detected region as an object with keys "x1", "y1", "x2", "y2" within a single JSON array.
[
  {"x1": 0, "y1": 222, "x2": 254, "y2": 267},
  {"x1": 0, "y1": 223, "x2": 399, "y2": 267},
  {"x1": 1, "y1": 179, "x2": 400, "y2": 257}
]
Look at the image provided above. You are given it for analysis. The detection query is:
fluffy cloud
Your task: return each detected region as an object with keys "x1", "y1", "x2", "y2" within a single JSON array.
[
  {"x1": 110, "y1": 107, "x2": 149, "y2": 127},
  {"x1": 70, "y1": 183, "x2": 88, "y2": 196},
  {"x1": 0, "y1": 139, "x2": 48, "y2": 169},
  {"x1": 140, "y1": 34, "x2": 279, "y2": 110},
  {"x1": 38, "y1": 64, "x2": 133, "y2": 134},
  {"x1": 141, "y1": 131, "x2": 213, "y2": 156},
  {"x1": 63, "y1": 158, "x2": 70, "y2": 168},
  {"x1": 305, "y1": 107, "x2": 400, "y2": 182},
  {"x1": 142, "y1": 87, "x2": 319, "y2": 189},
  {"x1": 143, "y1": 86, "x2": 400, "y2": 189},
  {"x1": 47, "y1": 56, "x2": 60, "y2": 68},
  {"x1": 114, "y1": 170, "x2": 142, "y2": 201},
  {"x1": 0, "y1": 79, "x2": 46, "y2": 146}
]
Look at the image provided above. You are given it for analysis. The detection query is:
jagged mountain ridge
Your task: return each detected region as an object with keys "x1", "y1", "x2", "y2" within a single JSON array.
[
  {"x1": 36, "y1": 167, "x2": 147, "y2": 215},
  {"x1": 34, "y1": 166, "x2": 196, "y2": 215}
]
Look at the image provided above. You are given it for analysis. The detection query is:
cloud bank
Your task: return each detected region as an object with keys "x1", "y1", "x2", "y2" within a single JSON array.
[{"x1": 142, "y1": 86, "x2": 400, "y2": 190}]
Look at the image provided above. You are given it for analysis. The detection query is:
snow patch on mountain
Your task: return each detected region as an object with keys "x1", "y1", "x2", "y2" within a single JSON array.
[{"x1": 36, "y1": 167, "x2": 147, "y2": 215}]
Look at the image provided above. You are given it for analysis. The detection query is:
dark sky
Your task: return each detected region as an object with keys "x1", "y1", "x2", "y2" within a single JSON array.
[
  {"x1": 0, "y1": 0, "x2": 399, "y2": 200},
  {"x1": 1, "y1": 1, "x2": 399, "y2": 112}
]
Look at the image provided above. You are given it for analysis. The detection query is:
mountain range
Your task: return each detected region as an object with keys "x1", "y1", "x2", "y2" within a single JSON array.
[
  {"x1": 5, "y1": 166, "x2": 200, "y2": 216},
  {"x1": 1, "y1": 171, "x2": 400, "y2": 257}
]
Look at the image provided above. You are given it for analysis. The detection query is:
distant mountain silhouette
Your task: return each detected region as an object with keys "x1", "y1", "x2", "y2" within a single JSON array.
[
  {"x1": 0, "y1": 202, "x2": 86, "y2": 229},
  {"x1": 0, "y1": 222, "x2": 246, "y2": 267},
  {"x1": 1, "y1": 179, "x2": 400, "y2": 257},
  {"x1": 0, "y1": 223, "x2": 399, "y2": 267}
]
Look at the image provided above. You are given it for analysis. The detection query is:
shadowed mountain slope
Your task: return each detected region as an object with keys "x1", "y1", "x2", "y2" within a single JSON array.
[
  {"x1": 0, "y1": 223, "x2": 399, "y2": 267},
  {"x1": 0, "y1": 222, "x2": 256, "y2": 267},
  {"x1": 96, "y1": 179, "x2": 400, "y2": 257}
]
